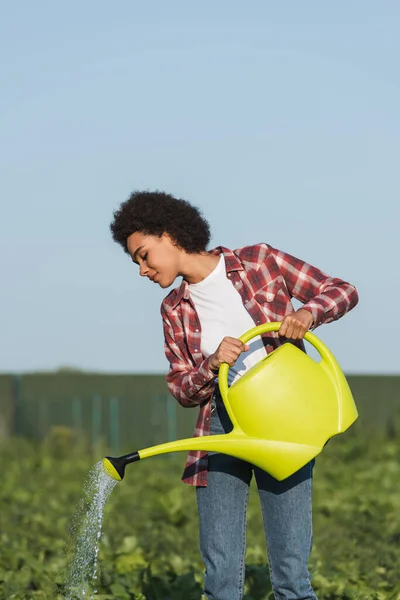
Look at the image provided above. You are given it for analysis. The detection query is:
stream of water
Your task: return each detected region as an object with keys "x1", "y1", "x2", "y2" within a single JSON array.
[{"x1": 63, "y1": 461, "x2": 117, "y2": 599}]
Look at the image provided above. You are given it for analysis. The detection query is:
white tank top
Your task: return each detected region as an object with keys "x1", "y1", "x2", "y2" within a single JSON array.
[{"x1": 188, "y1": 254, "x2": 266, "y2": 386}]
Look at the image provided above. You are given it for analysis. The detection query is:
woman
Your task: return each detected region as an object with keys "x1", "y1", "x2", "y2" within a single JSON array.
[{"x1": 110, "y1": 190, "x2": 359, "y2": 600}]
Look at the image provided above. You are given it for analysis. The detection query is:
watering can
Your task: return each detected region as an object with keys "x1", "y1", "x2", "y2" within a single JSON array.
[{"x1": 103, "y1": 322, "x2": 358, "y2": 481}]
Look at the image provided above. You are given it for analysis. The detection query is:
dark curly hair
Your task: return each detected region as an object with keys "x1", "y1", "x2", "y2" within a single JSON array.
[{"x1": 110, "y1": 190, "x2": 211, "y2": 254}]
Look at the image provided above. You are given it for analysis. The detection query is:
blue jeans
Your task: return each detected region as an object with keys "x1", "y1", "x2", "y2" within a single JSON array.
[{"x1": 196, "y1": 391, "x2": 318, "y2": 600}]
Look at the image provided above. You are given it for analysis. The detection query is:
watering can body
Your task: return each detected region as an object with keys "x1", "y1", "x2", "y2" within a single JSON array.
[
  {"x1": 216, "y1": 329, "x2": 358, "y2": 479},
  {"x1": 103, "y1": 322, "x2": 358, "y2": 482}
]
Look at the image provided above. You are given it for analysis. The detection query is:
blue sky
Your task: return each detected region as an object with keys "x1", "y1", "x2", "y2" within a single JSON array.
[{"x1": 1, "y1": 1, "x2": 399, "y2": 374}]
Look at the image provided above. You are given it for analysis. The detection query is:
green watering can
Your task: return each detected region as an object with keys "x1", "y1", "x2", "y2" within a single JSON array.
[{"x1": 103, "y1": 322, "x2": 358, "y2": 481}]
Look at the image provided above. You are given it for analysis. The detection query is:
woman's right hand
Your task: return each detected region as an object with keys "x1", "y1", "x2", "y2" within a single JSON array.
[{"x1": 209, "y1": 337, "x2": 250, "y2": 373}]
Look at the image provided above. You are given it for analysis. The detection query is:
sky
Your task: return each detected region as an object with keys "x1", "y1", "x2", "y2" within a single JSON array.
[{"x1": 1, "y1": 1, "x2": 399, "y2": 375}]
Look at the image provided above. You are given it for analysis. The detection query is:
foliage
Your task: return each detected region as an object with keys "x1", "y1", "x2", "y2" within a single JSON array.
[{"x1": 0, "y1": 426, "x2": 400, "y2": 600}]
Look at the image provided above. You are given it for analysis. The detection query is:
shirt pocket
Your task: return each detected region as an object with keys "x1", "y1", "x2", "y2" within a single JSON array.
[{"x1": 253, "y1": 277, "x2": 287, "y2": 304}]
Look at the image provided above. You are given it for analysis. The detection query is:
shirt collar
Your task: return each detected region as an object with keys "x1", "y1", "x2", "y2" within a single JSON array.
[{"x1": 171, "y1": 246, "x2": 244, "y2": 308}]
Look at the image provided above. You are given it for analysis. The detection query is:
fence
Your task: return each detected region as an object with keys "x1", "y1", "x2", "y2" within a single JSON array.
[
  {"x1": 0, "y1": 373, "x2": 399, "y2": 453},
  {"x1": 0, "y1": 373, "x2": 197, "y2": 453}
]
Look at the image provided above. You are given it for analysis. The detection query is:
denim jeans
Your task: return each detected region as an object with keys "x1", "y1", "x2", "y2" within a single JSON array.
[{"x1": 196, "y1": 390, "x2": 318, "y2": 600}]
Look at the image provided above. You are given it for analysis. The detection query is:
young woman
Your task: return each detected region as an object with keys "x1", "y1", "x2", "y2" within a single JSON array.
[{"x1": 110, "y1": 190, "x2": 359, "y2": 600}]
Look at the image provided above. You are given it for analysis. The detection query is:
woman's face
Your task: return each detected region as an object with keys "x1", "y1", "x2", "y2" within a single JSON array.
[{"x1": 127, "y1": 232, "x2": 182, "y2": 288}]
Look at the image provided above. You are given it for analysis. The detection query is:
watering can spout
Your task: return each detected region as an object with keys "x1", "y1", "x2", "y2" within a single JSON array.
[
  {"x1": 103, "y1": 437, "x2": 232, "y2": 481},
  {"x1": 103, "y1": 433, "x2": 323, "y2": 482},
  {"x1": 102, "y1": 322, "x2": 358, "y2": 483}
]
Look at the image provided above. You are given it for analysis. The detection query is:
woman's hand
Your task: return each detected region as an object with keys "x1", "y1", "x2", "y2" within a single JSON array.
[
  {"x1": 278, "y1": 309, "x2": 314, "y2": 340},
  {"x1": 209, "y1": 337, "x2": 250, "y2": 372}
]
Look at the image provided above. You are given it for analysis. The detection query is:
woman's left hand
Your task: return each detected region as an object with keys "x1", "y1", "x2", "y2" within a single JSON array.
[{"x1": 278, "y1": 309, "x2": 314, "y2": 340}]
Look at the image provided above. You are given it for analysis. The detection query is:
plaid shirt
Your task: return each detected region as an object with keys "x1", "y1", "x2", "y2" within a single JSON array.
[{"x1": 160, "y1": 243, "x2": 359, "y2": 486}]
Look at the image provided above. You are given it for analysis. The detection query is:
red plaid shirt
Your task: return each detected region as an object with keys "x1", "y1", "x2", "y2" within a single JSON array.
[{"x1": 160, "y1": 243, "x2": 358, "y2": 486}]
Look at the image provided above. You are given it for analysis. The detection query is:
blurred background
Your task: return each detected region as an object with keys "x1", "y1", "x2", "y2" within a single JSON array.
[{"x1": 1, "y1": 2, "x2": 399, "y2": 599}]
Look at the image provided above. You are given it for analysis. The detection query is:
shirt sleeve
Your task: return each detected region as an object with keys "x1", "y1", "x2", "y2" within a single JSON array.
[
  {"x1": 268, "y1": 245, "x2": 359, "y2": 328},
  {"x1": 161, "y1": 304, "x2": 217, "y2": 408}
]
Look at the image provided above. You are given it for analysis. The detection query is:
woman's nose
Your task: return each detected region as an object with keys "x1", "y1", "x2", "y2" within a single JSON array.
[{"x1": 139, "y1": 262, "x2": 149, "y2": 276}]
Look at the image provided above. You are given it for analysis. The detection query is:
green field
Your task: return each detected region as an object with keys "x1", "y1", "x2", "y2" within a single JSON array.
[{"x1": 0, "y1": 425, "x2": 400, "y2": 600}]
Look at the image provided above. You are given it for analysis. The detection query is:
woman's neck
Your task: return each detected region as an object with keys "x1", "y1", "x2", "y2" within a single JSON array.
[{"x1": 181, "y1": 252, "x2": 221, "y2": 284}]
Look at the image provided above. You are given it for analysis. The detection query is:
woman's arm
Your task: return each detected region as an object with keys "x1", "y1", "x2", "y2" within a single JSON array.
[
  {"x1": 268, "y1": 244, "x2": 359, "y2": 328},
  {"x1": 161, "y1": 306, "x2": 217, "y2": 407}
]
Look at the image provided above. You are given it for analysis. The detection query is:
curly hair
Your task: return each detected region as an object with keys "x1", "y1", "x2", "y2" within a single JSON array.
[{"x1": 110, "y1": 190, "x2": 211, "y2": 254}]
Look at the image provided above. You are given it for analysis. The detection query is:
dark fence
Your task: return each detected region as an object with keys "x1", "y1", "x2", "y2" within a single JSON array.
[
  {"x1": 0, "y1": 373, "x2": 399, "y2": 453},
  {"x1": 0, "y1": 373, "x2": 196, "y2": 453}
]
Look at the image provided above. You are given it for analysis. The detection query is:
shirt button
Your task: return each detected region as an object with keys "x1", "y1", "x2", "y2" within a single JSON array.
[
  {"x1": 195, "y1": 328, "x2": 199, "y2": 332},
  {"x1": 235, "y1": 281, "x2": 240, "y2": 286},
  {"x1": 266, "y1": 293, "x2": 274, "y2": 301}
]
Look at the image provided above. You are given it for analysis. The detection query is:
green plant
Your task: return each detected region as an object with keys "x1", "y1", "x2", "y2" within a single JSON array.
[{"x1": 0, "y1": 429, "x2": 399, "y2": 600}]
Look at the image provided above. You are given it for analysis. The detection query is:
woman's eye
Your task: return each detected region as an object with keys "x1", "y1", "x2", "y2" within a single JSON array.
[{"x1": 142, "y1": 253, "x2": 148, "y2": 262}]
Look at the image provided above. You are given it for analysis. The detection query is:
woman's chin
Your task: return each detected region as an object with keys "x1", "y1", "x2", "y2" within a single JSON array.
[{"x1": 159, "y1": 275, "x2": 178, "y2": 289}]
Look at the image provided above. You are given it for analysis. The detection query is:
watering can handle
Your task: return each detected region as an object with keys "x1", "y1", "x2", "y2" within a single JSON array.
[{"x1": 218, "y1": 321, "x2": 340, "y2": 406}]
